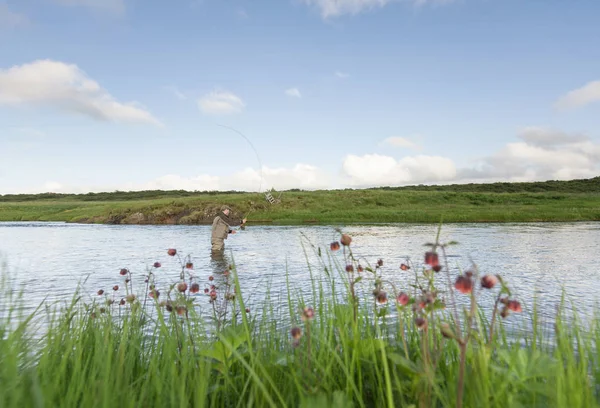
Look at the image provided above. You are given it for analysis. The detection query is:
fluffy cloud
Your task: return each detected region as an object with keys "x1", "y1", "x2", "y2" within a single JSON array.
[
  {"x1": 555, "y1": 80, "x2": 600, "y2": 110},
  {"x1": 52, "y1": 0, "x2": 125, "y2": 15},
  {"x1": 382, "y1": 136, "x2": 420, "y2": 150},
  {"x1": 285, "y1": 88, "x2": 302, "y2": 98},
  {"x1": 0, "y1": 60, "x2": 161, "y2": 125},
  {"x1": 150, "y1": 165, "x2": 330, "y2": 192},
  {"x1": 9, "y1": 164, "x2": 331, "y2": 194},
  {"x1": 0, "y1": 4, "x2": 28, "y2": 28},
  {"x1": 342, "y1": 153, "x2": 457, "y2": 187},
  {"x1": 198, "y1": 90, "x2": 245, "y2": 115},
  {"x1": 458, "y1": 127, "x2": 600, "y2": 182},
  {"x1": 302, "y1": 0, "x2": 454, "y2": 18}
]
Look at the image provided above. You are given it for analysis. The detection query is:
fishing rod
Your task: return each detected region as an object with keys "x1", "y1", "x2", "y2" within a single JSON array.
[{"x1": 216, "y1": 124, "x2": 265, "y2": 227}]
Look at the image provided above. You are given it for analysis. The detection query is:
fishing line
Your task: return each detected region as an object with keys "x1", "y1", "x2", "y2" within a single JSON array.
[
  {"x1": 216, "y1": 124, "x2": 264, "y2": 194},
  {"x1": 215, "y1": 124, "x2": 267, "y2": 222}
]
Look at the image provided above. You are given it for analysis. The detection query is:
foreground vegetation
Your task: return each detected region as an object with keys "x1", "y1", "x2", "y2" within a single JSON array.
[
  {"x1": 1, "y1": 229, "x2": 599, "y2": 407},
  {"x1": 1, "y1": 177, "x2": 600, "y2": 224}
]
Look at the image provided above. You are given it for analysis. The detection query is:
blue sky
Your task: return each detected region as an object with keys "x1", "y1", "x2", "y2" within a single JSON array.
[{"x1": 1, "y1": 0, "x2": 599, "y2": 194}]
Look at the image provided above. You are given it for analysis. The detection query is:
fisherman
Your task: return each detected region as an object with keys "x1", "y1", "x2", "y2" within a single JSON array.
[{"x1": 211, "y1": 205, "x2": 247, "y2": 254}]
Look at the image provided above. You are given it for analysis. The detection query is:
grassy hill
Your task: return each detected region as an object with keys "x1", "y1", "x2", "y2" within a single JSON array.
[{"x1": 1, "y1": 177, "x2": 599, "y2": 224}]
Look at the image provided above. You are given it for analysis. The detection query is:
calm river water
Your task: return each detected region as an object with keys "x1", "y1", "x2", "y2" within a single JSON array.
[{"x1": 1, "y1": 221, "x2": 599, "y2": 331}]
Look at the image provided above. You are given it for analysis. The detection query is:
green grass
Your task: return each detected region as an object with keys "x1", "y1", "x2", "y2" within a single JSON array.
[
  {"x1": 1, "y1": 188, "x2": 600, "y2": 224},
  {"x1": 1, "y1": 231, "x2": 599, "y2": 407}
]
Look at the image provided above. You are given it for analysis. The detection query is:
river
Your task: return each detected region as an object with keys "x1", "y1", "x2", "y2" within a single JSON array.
[{"x1": 1, "y1": 221, "x2": 599, "y2": 331}]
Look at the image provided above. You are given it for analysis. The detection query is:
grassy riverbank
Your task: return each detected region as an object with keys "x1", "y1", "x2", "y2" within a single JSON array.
[
  {"x1": 1, "y1": 230, "x2": 599, "y2": 407},
  {"x1": 1, "y1": 177, "x2": 599, "y2": 224}
]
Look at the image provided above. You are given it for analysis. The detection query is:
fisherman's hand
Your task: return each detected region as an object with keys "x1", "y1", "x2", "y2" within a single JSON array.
[
  {"x1": 242, "y1": 218, "x2": 247, "y2": 224},
  {"x1": 231, "y1": 230, "x2": 237, "y2": 234}
]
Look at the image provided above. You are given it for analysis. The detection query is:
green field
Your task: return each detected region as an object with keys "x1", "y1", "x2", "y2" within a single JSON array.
[{"x1": 1, "y1": 177, "x2": 600, "y2": 224}]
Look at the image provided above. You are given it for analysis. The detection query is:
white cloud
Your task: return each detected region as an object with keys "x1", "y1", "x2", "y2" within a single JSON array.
[
  {"x1": 198, "y1": 90, "x2": 245, "y2": 115},
  {"x1": 52, "y1": 0, "x2": 125, "y2": 15},
  {"x1": 555, "y1": 80, "x2": 600, "y2": 110},
  {"x1": 335, "y1": 71, "x2": 350, "y2": 79},
  {"x1": 285, "y1": 88, "x2": 302, "y2": 98},
  {"x1": 458, "y1": 127, "x2": 600, "y2": 182},
  {"x1": 382, "y1": 136, "x2": 420, "y2": 150},
  {"x1": 302, "y1": 0, "x2": 454, "y2": 18},
  {"x1": 0, "y1": 59, "x2": 161, "y2": 126},
  {"x1": 342, "y1": 153, "x2": 457, "y2": 187},
  {"x1": 0, "y1": 4, "x2": 28, "y2": 28}
]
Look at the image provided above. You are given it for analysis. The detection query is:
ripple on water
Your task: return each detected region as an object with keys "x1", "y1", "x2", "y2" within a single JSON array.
[{"x1": 1, "y1": 221, "x2": 599, "y2": 330}]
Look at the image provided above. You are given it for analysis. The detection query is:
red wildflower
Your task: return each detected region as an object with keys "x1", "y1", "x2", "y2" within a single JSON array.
[
  {"x1": 113, "y1": 285, "x2": 119, "y2": 291},
  {"x1": 190, "y1": 283, "x2": 200, "y2": 293},
  {"x1": 97, "y1": 289, "x2": 104, "y2": 295},
  {"x1": 167, "y1": 248, "x2": 177, "y2": 256},
  {"x1": 185, "y1": 262, "x2": 193, "y2": 269},
  {"x1": 345, "y1": 264, "x2": 354, "y2": 273},
  {"x1": 119, "y1": 268, "x2": 128, "y2": 276},
  {"x1": 400, "y1": 263, "x2": 410, "y2": 271},
  {"x1": 481, "y1": 275, "x2": 499, "y2": 289},
  {"x1": 425, "y1": 252, "x2": 439, "y2": 267},
  {"x1": 376, "y1": 292, "x2": 388, "y2": 304},
  {"x1": 508, "y1": 300, "x2": 522, "y2": 312},
  {"x1": 340, "y1": 234, "x2": 352, "y2": 246},
  {"x1": 396, "y1": 292, "x2": 410, "y2": 306},
  {"x1": 454, "y1": 275, "x2": 473, "y2": 294},
  {"x1": 330, "y1": 241, "x2": 340, "y2": 251},
  {"x1": 290, "y1": 327, "x2": 302, "y2": 340},
  {"x1": 415, "y1": 317, "x2": 427, "y2": 330},
  {"x1": 153, "y1": 262, "x2": 161, "y2": 268},
  {"x1": 177, "y1": 282, "x2": 188, "y2": 293}
]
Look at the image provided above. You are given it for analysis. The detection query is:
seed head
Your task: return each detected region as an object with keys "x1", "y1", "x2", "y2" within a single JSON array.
[
  {"x1": 302, "y1": 307, "x2": 315, "y2": 320},
  {"x1": 204, "y1": 288, "x2": 209, "y2": 294},
  {"x1": 210, "y1": 290, "x2": 217, "y2": 300},
  {"x1": 119, "y1": 299, "x2": 126, "y2": 306},
  {"x1": 176, "y1": 306, "x2": 186, "y2": 316},
  {"x1": 153, "y1": 262, "x2": 161, "y2": 268},
  {"x1": 340, "y1": 234, "x2": 352, "y2": 246},
  {"x1": 149, "y1": 289, "x2": 160, "y2": 298},
  {"x1": 245, "y1": 308, "x2": 250, "y2": 313},
  {"x1": 185, "y1": 262, "x2": 193, "y2": 269},
  {"x1": 100, "y1": 307, "x2": 106, "y2": 313},
  {"x1": 500, "y1": 307, "x2": 509, "y2": 319},
  {"x1": 166, "y1": 303, "x2": 174, "y2": 312},
  {"x1": 454, "y1": 275, "x2": 474, "y2": 294},
  {"x1": 177, "y1": 282, "x2": 188, "y2": 292},
  {"x1": 400, "y1": 263, "x2": 409, "y2": 271},
  {"x1": 330, "y1": 241, "x2": 340, "y2": 251},
  {"x1": 120, "y1": 268, "x2": 128, "y2": 276},
  {"x1": 125, "y1": 278, "x2": 130, "y2": 283},
  {"x1": 424, "y1": 252, "x2": 439, "y2": 267},
  {"x1": 290, "y1": 327, "x2": 302, "y2": 340},
  {"x1": 208, "y1": 276, "x2": 214, "y2": 281},
  {"x1": 377, "y1": 259, "x2": 384, "y2": 267},
  {"x1": 508, "y1": 300, "x2": 522, "y2": 313},
  {"x1": 357, "y1": 265, "x2": 364, "y2": 273},
  {"x1": 432, "y1": 265, "x2": 442, "y2": 273},
  {"x1": 376, "y1": 291, "x2": 388, "y2": 304},
  {"x1": 396, "y1": 292, "x2": 410, "y2": 306},
  {"x1": 345, "y1": 264, "x2": 354, "y2": 273},
  {"x1": 97, "y1": 289, "x2": 104, "y2": 295},
  {"x1": 126, "y1": 294, "x2": 136, "y2": 303},
  {"x1": 113, "y1": 285, "x2": 119, "y2": 291},
  {"x1": 415, "y1": 317, "x2": 427, "y2": 330},
  {"x1": 481, "y1": 274, "x2": 499, "y2": 289},
  {"x1": 190, "y1": 283, "x2": 200, "y2": 293},
  {"x1": 440, "y1": 323, "x2": 455, "y2": 339},
  {"x1": 167, "y1": 248, "x2": 177, "y2": 256}
]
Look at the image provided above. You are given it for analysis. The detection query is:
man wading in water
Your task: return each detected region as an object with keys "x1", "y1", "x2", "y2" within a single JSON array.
[{"x1": 211, "y1": 205, "x2": 247, "y2": 255}]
